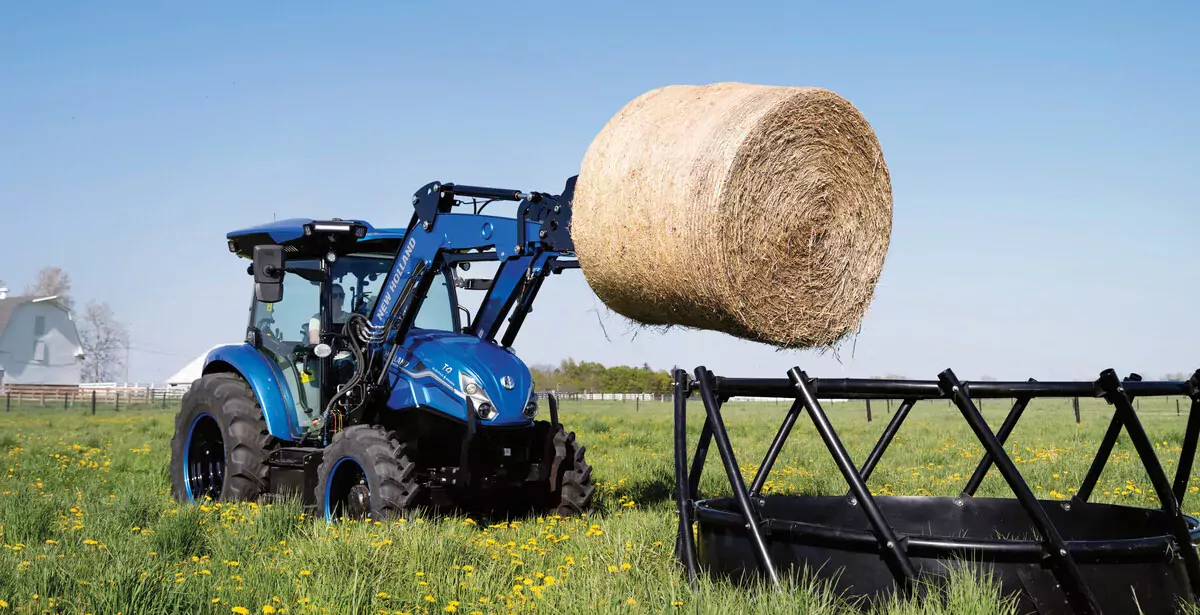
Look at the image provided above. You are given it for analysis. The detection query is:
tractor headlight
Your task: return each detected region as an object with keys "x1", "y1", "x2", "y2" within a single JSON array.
[
  {"x1": 459, "y1": 373, "x2": 497, "y2": 420},
  {"x1": 523, "y1": 399, "x2": 538, "y2": 418},
  {"x1": 476, "y1": 402, "x2": 494, "y2": 419}
]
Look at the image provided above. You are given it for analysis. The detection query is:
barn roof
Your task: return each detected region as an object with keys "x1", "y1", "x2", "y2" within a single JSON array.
[
  {"x1": 166, "y1": 345, "x2": 227, "y2": 386},
  {"x1": 0, "y1": 296, "x2": 68, "y2": 337},
  {"x1": 0, "y1": 296, "x2": 33, "y2": 336}
]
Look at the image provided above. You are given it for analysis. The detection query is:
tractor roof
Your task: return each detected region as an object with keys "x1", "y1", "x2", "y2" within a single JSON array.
[{"x1": 225, "y1": 218, "x2": 408, "y2": 259}]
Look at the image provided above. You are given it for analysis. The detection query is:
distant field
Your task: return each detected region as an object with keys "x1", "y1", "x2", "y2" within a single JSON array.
[{"x1": 1, "y1": 396, "x2": 1197, "y2": 614}]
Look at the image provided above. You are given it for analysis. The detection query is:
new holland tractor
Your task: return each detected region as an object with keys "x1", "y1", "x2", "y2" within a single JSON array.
[{"x1": 168, "y1": 177, "x2": 594, "y2": 521}]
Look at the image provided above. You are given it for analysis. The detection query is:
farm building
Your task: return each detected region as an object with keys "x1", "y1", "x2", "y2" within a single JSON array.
[
  {"x1": 165, "y1": 345, "x2": 226, "y2": 390},
  {"x1": 0, "y1": 288, "x2": 84, "y2": 386}
]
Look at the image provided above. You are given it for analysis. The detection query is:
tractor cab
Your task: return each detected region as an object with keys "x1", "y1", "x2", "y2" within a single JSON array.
[{"x1": 225, "y1": 218, "x2": 463, "y2": 433}]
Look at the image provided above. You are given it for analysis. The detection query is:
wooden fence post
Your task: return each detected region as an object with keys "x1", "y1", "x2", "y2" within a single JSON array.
[
  {"x1": 866, "y1": 399, "x2": 872, "y2": 423},
  {"x1": 115, "y1": 392, "x2": 120, "y2": 412},
  {"x1": 5, "y1": 393, "x2": 9, "y2": 412},
  {"x1": 91, "y1": 391, "x2": 97, "y2": 416},
  {"x1": 886, "y1": 398, "x2": 891, "y2": 414},
  {"x1": 1073, "y1": 397, "x2": 1081, "y2": 424},
  {"x1": 63, "y1": 392, "x2": 68, "y2": 409}
]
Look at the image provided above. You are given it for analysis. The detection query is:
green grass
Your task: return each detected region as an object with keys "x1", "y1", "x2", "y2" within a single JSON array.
[{"x1": 0, "y1": 396, "x2": 1197, "y2": 614}]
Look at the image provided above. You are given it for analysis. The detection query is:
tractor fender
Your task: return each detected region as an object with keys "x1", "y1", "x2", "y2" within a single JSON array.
[{"x1": 201, "y1": 343, "x2": 301, "y2": 442}]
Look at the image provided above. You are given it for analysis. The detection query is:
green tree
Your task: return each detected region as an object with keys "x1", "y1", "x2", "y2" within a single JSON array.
[{"x1": 530, "y1": 358, "x2": 674, "y2": 394}]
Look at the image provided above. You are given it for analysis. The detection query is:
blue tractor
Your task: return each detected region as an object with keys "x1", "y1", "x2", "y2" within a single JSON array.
[{"x1": 168, "y1": 178, "x2": 594, "y2": 520}]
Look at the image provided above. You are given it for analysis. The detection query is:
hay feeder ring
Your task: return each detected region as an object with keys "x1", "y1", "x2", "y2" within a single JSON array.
[{"x1": 672, "y1": 366, "x2": 1200, "y2": 614}]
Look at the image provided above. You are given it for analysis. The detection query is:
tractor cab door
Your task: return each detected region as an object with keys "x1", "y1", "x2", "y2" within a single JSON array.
[{"x1": 249, "y1": 258, "x2": 325, "y2": 429}]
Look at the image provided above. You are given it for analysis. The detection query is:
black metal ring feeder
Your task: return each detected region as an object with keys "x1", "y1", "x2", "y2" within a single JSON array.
[{"x1": 672, "y1": 366, "x2": 1200, "y2": 615}]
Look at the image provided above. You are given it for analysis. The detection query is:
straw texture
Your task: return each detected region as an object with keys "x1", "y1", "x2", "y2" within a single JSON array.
[{"x1": 571, "y1": 82, "x2": 892, "y2": 349}]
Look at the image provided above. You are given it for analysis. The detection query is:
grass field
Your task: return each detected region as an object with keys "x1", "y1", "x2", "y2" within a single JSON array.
[{"x1": 1, "y1": 394, "x2": 1198, "y2": 614}]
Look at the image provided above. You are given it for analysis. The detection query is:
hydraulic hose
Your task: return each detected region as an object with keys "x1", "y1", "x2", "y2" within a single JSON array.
[{"x1": 320, "y1": 313, "x2": 369, "y2": 439}]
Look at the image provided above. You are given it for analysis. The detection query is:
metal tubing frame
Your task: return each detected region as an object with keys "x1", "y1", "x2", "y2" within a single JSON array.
[
  {"x1": 672, "y1": 364, "x2": 1200, "y2": 611},
  {"x1": 962, "y1": 385, "x2": 1034, "y2": 497},
  {"x1": 1076, "y1": 411, "x2": 1126, "y2": 502},
  {"x1": 1174, "y1": 397, "x2": 1200, "y2": 504},
  {"x1": 790, "y1": 368, "x2": 918, "y2": 593},
  {"x1": 1077, "y1": 374, "x2": 1148, "y2": 502},
  {"x1": 693, "y1": 367, "x2": 780, "y2": 586},
  {"x1": 672, "y1": 370, "x2": 700, "y2": 584},
  {"x1": 938, "y1": 368, "x2": 1101, "y2": 614},
  {"x1": 859, "y1": 398, "x2": 916, "y2": 483},
  {"x1": 748, "y1": 399, "x2": 804, "y2": 497},
  {"x1": 1094, "y1": 369, "x2": 1200, "y2": 597}
]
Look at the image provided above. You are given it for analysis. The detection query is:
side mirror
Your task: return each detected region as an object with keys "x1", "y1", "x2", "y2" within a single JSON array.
[{"x1": 253, "y1": 245, "x2": 285, "y2": 303}]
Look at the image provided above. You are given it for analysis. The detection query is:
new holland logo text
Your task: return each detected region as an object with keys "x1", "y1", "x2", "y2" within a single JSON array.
[{"x1": 376, "y1": 236, "x2": 417, "y2": 319}]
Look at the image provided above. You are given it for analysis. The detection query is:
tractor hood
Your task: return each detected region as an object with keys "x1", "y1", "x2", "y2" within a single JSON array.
[{"x1": 388, "y1": 328, "x2": 536, "y2": 426}]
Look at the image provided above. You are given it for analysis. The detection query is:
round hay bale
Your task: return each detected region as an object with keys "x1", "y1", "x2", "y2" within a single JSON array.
[{"x1": 570, "y1": 82, "x2": 892, "y2": 349}]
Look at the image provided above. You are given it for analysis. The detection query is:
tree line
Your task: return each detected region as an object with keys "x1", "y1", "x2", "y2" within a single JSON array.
[
  {"x1": 1, "y1": 266, "x2": 129, "y2": 383},
  {"x1": 531, "y1": 358, "x2": 674, "y2": 394}
]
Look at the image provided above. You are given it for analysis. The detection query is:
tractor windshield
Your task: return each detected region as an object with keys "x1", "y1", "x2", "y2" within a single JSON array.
[
  {"x1": 331, "y1": 254, "x2": 457, "y2": 333},
  {"x1": 330, "y1": 254, "x2": 393, "y2": 319}
]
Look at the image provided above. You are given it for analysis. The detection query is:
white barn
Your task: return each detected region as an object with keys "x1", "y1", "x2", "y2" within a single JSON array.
[
  {"x1": 0, "y1": 289, "x2": 84, "y2": 386},
  {"x1": 166, "y1": 345, "x2": 227, "y2": 389}
]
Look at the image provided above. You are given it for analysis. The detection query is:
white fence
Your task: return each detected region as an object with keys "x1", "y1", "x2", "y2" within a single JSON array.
[{"x1": 1, "y1": 383, "x2": 186, "y2": 409}]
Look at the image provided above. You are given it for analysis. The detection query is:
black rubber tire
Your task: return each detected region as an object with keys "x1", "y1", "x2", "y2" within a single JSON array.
[
  {"x1": 315, "y1": 424, "x2": 423, "y2": 522},
  {"x1": 547, "y1": 424, "x2": 595, "y2": 517},
  {"x1": 169, "y1": 372, "x2": 272, "y2": 503}
]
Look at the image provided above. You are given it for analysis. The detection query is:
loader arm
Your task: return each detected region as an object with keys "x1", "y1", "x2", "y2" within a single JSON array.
[{"x1": 364, "y1": 178, "x2": 578, "y2": 389}]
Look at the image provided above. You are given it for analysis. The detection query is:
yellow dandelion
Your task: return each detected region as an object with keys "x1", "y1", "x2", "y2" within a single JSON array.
[
  {"x1": 232, "y1": 608, "x2": 250, "y2": 615},
  {"x1": 262, "y1": 606, "x2": 276, "y2": 614}
]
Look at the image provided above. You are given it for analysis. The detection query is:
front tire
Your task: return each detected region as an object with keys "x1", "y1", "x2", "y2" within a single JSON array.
[
  {"x1": 545, "y1": 423, "x2": 595, "y2": 516},
  {"x1": 315, "y1": 425, "x2": 423, "y2": 522},
  {"x1": 169, "y1": 373, "x2": 272, "y2": 503}
]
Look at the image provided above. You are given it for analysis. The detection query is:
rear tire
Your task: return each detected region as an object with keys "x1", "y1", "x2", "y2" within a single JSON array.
[
  {"x1": 169, "y1": 372, "x2": 272, "y2": 503},
  {"x1": 315, "y1": 425, "x2": 423, "y2": 522}
]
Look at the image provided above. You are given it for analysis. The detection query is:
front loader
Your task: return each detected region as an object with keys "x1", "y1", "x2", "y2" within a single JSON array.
[{"x1": 168, "y1": 177, "x2": 594, "y2": 521}]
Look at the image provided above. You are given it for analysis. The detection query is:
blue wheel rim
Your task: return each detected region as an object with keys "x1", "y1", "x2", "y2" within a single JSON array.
[
  {"x1": 183, "y1": 413, "x2": 224, "y2": 501},
  {"x1": 325, "y1": 456, "x2": 371, "y2": 522}
]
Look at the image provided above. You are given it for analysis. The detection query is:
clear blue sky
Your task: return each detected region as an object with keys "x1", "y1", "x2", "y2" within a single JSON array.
[{"x1": 2, "y1": 2, "x2": 1197, "y2": 384}]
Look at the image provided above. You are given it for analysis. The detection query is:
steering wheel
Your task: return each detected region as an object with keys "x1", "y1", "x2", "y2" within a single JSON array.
[{"x1": 353, "y1": 291, "x2": 373, "y2": 314}]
